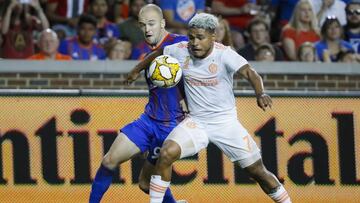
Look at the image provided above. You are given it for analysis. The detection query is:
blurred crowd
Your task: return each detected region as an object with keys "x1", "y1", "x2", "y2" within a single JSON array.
[{"x1": 0, "y1": 0, "x2": 359, "y2": 63}]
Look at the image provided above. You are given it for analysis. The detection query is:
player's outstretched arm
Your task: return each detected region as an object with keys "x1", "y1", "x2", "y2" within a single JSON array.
[
  {"x1": 238, "y1": 64, "x2": 272, "y2": 111},
  {"x1": 126, "y1": 48, "x2": 164, "y2": 84}
]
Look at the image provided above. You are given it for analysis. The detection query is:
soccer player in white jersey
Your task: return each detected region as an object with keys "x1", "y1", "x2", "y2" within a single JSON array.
[{"x1": 127, "y1": 13, "x2": 292, "y2": 203}]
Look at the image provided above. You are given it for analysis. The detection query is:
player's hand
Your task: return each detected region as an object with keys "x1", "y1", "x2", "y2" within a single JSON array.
[
  {"x1": 256, "y1": 93, "x2": 272, "y2": 111},
  {"x1": 125, "y1": 69, "x2": 140, "y2": 85}
]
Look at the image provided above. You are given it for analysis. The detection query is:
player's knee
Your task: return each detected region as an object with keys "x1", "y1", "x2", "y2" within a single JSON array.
[
  {"x1": 102, "y1": 153, "x2": 117, "y2": 170},
  {"x1": 245, "y1": 160, "x2": 268, "y2": 180},
  {"x1": 159, "y1": 143, "x2": 181, "y2": 166}
]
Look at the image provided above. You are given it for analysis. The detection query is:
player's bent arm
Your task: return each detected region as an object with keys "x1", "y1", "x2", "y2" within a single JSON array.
[
  {"x1": 237, "y1": 64, "x2": 272, "y2": 111},
  {"x1": 238, "y1": 64, "x2": 264, "y2": 96},
  {"x1": 126, "y1": 48, "x2": 164, "y2": 84}
]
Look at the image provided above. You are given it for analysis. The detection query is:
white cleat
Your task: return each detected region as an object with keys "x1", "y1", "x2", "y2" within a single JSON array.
[{"x1": 176, "y1": 200, "x2": 188, "y2": 203}]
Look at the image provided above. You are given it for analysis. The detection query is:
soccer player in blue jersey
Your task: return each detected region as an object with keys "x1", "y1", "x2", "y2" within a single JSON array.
[
  {"x1": 58, "y1": 14, "x2": 107, "y2": 60},
  {"x1": 89, "y1": 4, "x2": 188, "y2": 203}
]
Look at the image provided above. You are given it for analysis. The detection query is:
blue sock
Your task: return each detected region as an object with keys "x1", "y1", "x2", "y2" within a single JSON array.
[
  {"x1": 89, "y1": 164, "x2": 115, "y2": 203},
  {"x1": 163, "y1": 188, "x2": 176, "y2": 203}
]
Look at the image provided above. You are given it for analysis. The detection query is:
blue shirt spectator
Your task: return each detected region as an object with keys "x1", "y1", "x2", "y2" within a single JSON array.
[
  {"x1": 315, "y1": 40, "x2": 354, "y2": 61},
  {"x1": 159, "y1": 0, "x2": 205, "y2": 30},
  {"x1": 58, "y1": 14, "x2": 106, "y2": 60},
  {"x1": 59, "y1": 37, "x2": 106, "y2": 60}
]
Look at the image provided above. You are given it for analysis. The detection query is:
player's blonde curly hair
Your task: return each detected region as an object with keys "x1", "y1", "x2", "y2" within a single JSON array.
[{"x1": 188, "y1": 13, "x2": 219, "y2": 33}]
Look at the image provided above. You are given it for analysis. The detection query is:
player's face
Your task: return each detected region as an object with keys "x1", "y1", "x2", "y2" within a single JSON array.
[
  {"x1": 139, "y1": 9, "x2": 165, "y2": 46},
  {"x1": 188, "y1": 28, "x2": 215, "y2": 58}
]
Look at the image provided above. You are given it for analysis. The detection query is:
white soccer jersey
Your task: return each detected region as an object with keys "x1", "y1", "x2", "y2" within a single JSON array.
[{"x1": 164, "y1": 42, "x2": 248, "y2": 121}]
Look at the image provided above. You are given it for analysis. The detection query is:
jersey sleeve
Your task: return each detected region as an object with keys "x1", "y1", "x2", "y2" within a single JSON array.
[
  {"x1": 222, "y1": 47, "x2": 248, "y2": 73},
  {"x1": 163, "y1": 42, "x2": 179, "y2": 57}
]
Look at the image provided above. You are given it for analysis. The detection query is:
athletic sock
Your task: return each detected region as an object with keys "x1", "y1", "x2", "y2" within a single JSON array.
[
  {"x1": 150, "y1": 175, "x2": 170, "y2": 203},
  {"x1": 89, "y1": 164, "x2": 115, "y2": 203},
  {"x1": 163, "y1": 188, "x2": 176, "y2": 203},
  {"x1": 268, "y1": 185, "x2": 291, "y2": 203}
]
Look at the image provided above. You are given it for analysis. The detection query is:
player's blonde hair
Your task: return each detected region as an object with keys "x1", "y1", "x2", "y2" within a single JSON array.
[{"x1": 189, "y1": 13, "x2": 219, "y2": 33}]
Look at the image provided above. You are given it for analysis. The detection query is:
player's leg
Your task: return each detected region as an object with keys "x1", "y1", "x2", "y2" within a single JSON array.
[
  {"x1": 150, "y1": 117, "x2": 209, "y2": 203},
  {"x1": 139, "y1": 159, "x2": 178, "y2": 203},
  {"x1": 90, "y1": 132, "x2": 141, "y2": 203},
  {"x1": 209, "y1": 119, "x2": 291, "y2": 203},
  {"x1": 90, "y1": 114, "x2": 154, "y2": 203},
  {"x1": 139, "y1": 160, "x2": 155, "y2": 194},
  {"x1": 241, "y1": 159, "x2": 291, "y2": 203}
]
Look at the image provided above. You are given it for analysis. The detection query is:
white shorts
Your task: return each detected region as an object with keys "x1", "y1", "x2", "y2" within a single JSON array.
[{"x1": 166, "y1": 115, "x2": 261, "y2": 168}]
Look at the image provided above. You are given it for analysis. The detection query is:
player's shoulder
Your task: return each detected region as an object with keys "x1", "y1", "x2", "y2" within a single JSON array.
[
  {"x1": 167, "y1": 41, "x2": 188, "y2": 50},
  {"x1": 214, "y1": 42, "x2": 228, "y2": 51},
  {"x1": 169, "y1": 33, "x2": 188, "y2": 42}
]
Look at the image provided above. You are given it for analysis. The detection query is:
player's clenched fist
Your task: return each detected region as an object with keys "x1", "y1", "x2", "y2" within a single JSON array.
[{"x1": 256, "y1": 93, "x2": 272, "y2": 111}]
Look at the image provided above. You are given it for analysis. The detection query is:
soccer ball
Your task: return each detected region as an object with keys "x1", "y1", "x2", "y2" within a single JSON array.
[{"x1": 147, "y1": 55, "x2": 182, "y2": 88}]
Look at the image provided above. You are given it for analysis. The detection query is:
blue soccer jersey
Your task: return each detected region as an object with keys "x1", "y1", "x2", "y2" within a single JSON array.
[
  {"x1": 121, "y1": 33, "x2": 188, "y2": 163},
  {"x1": 143, "y1": 33, "x2": 188, "y2": 122},
  {"x1": 58, "y1": 37, "x2": 106, "y2": 60}
]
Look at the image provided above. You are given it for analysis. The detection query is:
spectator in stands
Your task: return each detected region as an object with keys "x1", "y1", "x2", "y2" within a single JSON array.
[
  {"x1": 118, "y1": 0, "x2": 146, "y2": 47},
  {"x1": 338, "y1": 49, "x2": 358, "y2": 62},
  {"x1": 28, "y1": 28, "x2": 71, "y2": 60},
  {"x1": 89, "y1": 0, "x2": 120, "y2": 46},
  {"x1": 211, "y1": 0, "x2": 261, "y2": 50},
  {"x1": 58, "y1": 14, "x2": 106, "y2": 60},
  {"x1": 309, "y1": 0, "x2": 347, "y2": 26},
  {"x1": 270, "y1": 0, "x2": 300, "y2": 26},
  {"x1": 254, "y1": 43, "x2": 275, "y2": 61},
  {"x1": 0, "y1": 0, "x2": 7, "y2": 57},
  {"x1": 238, "y1": 18, "x2": 284, "y2": 61},
  {"x1": 215, "y1": 17, "x2": 234, "y2": 48},
  {"x1": 281, "y1": 0, "x2": 320, "y2": 61},
  {"x1": 315, "y1": 16, "x2": 354, "y2": 62},
  {"x1": 108, "y1": 0, "x2": 129, "y2": 24},
  {"x1": 46, "y1": 0, "x2": 89, "y2": 38},
  {"x1": 269, "y1": 0, "x2": 300, "y2": 42},
  {"x1": 159, "y1": 0, "x2": 205, "y2": 34},
  {"x1": 297, "y1": 41, "x2": 317, "y2": 62},
  {"x1": 107, "y1": 38, "x2": 132, "y2": 60},
  {"x1": 1, "y1": 0, "x2": 49, "y2": 59},
  {"x1": 344, "y1": 0, "x2": 360, "y2": 53}
]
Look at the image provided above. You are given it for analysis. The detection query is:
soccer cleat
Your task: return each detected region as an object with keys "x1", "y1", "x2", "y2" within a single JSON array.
[{"x1": 176, "y1": 200, "x2": 188, "y2": 203}]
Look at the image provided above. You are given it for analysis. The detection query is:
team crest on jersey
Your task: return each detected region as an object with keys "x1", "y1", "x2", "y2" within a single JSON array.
[{"x1": 209, "y1": 63, "x2": 218, "y2": 74}]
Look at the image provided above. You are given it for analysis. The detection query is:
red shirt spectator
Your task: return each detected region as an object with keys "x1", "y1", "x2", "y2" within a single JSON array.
[
  {"x1": 212, "y1": 0, "x2": 258, "y2": 30},
  {"x1": 281, "y1": 27, "x2": 320, "y2": 50},
  {"x1": 47, "y1": 0, "x2": 89, "y2": 19},
  {"x1": 2, "y1": 1, "x2": 49, "y2": 59},
  {"x1": 3, "y1": 23, "x2": 35, "y2": 59}
]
